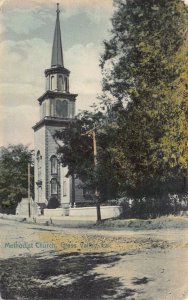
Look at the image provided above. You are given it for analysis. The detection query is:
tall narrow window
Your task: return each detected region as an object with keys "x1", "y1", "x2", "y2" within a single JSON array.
[
  {"x1": 46, "y1": 76, "x2": 50, "y2": 91},
  {"x1": 65, "y1": 77, "x2": 68, "y2": 92},
  {"x1": 37, "y1": 151, "x2": 42, "y2": 180},
  {"x1": 50, "y1": 100, "x2": 55, "y2": 117},
  {"x1": 42, "y1": 102, "x2": 46, "y2": 117},
  {"x1": 63, "y1": 181, "x2": 67, "y2": 196},
  {"x1": 51, "y1": 76, "x2": 55, "y2": 90},
  {"x1": 51, "y1": 178, "x2": 58, "y2": 195},
  {"x1": 58, "y1": 75, "x2": 63, "y2": 91},
  {"x1": 51, "y1": 155, "x2": 58, "y2": 175}
]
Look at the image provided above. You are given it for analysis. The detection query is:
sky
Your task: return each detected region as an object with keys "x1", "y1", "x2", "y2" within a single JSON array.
[
  {"x1": 0, "y1": 0, "x2": 113, "y2": 148},
  {"x1": 0, "y1": 0, "x2": 188, "y2": 149}
]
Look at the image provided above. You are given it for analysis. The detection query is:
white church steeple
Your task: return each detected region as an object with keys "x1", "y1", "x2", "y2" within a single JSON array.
[{"x1": 33, "y1": 4, "x2": 78, "y2": 208}]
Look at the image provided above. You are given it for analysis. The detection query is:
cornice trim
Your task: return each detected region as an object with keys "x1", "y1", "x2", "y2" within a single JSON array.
[
  {"x1": 45, "y1": 66, "x2": 70, "y2": 77},
  {"x1": 33, "y1": 116, "x2": 74, "y2": 131},
  {"x1": 37, "y1": 91, "x2": 78, "y2": 104}
]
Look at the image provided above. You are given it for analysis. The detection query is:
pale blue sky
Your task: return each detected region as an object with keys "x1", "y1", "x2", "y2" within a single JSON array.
[{"x1": 0, "y1": 0, "x2": 113, "y2": 147}]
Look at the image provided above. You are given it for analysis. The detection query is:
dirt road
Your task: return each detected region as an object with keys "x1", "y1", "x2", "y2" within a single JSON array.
[{"x1": 0, "y1": 218, "x2": 188, "y2": 299}]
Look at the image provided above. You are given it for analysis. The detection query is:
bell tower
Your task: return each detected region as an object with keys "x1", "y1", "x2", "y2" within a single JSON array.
[{"x1": 33, "y1": 4, "x2": 77, "y2": 209}]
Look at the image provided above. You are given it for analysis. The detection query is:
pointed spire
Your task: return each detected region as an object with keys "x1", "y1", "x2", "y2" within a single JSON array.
[{"x1": 51, "y1": 3, "x2": 64, "y2": 67}]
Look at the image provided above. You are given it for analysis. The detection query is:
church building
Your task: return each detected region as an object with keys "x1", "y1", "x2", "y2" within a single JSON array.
[{"x1": 33, "y1": 4, "x2": 83, "y2": 211}]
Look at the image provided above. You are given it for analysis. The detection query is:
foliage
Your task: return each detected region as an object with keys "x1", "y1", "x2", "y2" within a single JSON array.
[
  {"x1": 54, "y1": 109, "x2": 121, "y2": 201},
  {"x1": 55, "y1": 0, "x2": 188, "y2": 217},
  {"x1": 100, "y1": 0, "x2": 188, "y2": 197},
  {"x1": 0, "y1": 144, "x2": 34, "y2": 214},
  {"x1": 119, "y1": 193, "x2": 188, "y2": 219},
  {"x1": 54, "y1": 111, "x2": 100, "y2": 185}
]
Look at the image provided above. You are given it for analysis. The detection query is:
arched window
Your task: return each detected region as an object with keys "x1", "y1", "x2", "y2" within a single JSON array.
[
  {"x1": 46, "y1": 76, "x2": 50, "y2": 91},
  {"x1": 51, "y1": 76, "x2": 55, "y2": 90},
  {"x1": 58, "y1": 75, "x2": 63, "y2": 91},
  {"x1": 56, "y1": 99, "x2": 68, "y2": 118},
  {"x1": 36, "y1": 151, "x2": 42, "y2": 180},
  {"x1": 51, "y1": 178, "x2": 58, "y2": 195},
  {"x1": 64, "y1": 77, "x2": 69, "y2": 92},
  {"x1": 51, "y1": 155, "x2": 58, "y2": 175}
]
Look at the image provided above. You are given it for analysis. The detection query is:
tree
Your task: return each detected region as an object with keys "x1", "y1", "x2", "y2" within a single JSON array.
[
  {"x1": 0, "y1": 144, "x2": 34, "y2": 214},
  {"x1": 180, "y1": 36, "x2": 188, "y2": 190},
  {"x1": 55, "y1": 111, "x2": 97, "y2": 184},
  {"x1": 54, "y1": 110, "x2": 120, "y2": 221},
  {"x1": 100, "y1": 0, "x2": 188, "y2": 197}
]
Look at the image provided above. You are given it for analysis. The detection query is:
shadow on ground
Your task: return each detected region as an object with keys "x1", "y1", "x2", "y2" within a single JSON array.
[{"x1": 0, "y1": 252, "x2": 137, "y2": 300}]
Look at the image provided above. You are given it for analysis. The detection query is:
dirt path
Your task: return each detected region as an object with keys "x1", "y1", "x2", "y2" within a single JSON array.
[{"x1": 0, "y1": 219, "x2": 188, "y2": 299}]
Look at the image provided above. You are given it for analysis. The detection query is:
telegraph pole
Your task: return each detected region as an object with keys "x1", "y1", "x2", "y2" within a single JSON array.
[
  {"x1": 92, "y1": 128, "x2": 101, "y2": 222},
  {"x1": 81, "y1": 125, "x2": 102, "y2": 221},
  {"x1": 28, "y1": 162, "x2": 31, "y2": 218}
]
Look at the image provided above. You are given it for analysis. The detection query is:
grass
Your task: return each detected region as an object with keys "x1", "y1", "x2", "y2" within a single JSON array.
[{"x1": 93, "y1": 215, "x2": 188, "y2": 230}]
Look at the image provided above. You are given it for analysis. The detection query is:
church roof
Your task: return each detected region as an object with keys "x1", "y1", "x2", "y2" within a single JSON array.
[{"x1": 51, "y1": 4, "x2": 64, "y2": 67}]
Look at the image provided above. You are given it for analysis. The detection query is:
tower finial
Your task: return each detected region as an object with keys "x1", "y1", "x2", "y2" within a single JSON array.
[
  {"x1": 51, "y1": 2, "x2": 64, "y2": 67},
  {"x1": 56, "y1": 3, "x2": 60, "y2": 14}
]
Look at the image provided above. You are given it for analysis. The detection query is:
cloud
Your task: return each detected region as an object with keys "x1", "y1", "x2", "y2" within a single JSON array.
[
  {"x1": 0, "y1": 37, "x2": 102, "y2": 106},
  {"x1": 1, "y1": 0, "x2": 112, "y2": 10},
  {"x1": 0, "y1": 0, "x2": 112, "y2": 147},
  {"x1": 0, "y1": 35, "x2": 103, "y2": 147},
  {"x1": 0, "y1": 14, "x2": 5, "y2": 35},
  {"x1": 0, "y1": 38, "x2": 50, "y2": 147},
  {"x1": 0, "y1": 0, "x2": 187, "y2": 149},
  {"x1": 65, "y1": 43, "x2": 102, "y2": 111},
  {"x1": 4, "y1": 8, "x2": 45, "y2": 34},
  {"x1": 0, "y1": 38, "x2": 51, "y2": 104},
  {"x1": 0, "y1": 104, "x2": 38, "y2": 148},
  {"x1": 60, "y1": 1, "x2": 113, "y2": 24},
  {"x1": 1, "y1": 1, "x2": 113, "y2": 33}
]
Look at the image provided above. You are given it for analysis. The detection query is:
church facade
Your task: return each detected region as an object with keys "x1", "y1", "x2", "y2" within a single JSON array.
[{"x1": 33, "y1": 5, "x2": 84, "y2": 210}]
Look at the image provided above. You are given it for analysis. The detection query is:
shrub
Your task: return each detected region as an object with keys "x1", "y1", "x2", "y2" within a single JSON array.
[
  {"x1": 119, "y1": 193, "x2": 188, "y2": 219},
  {"x1": 47, "y1": 197, "x2": 59, "y2": 209}
]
